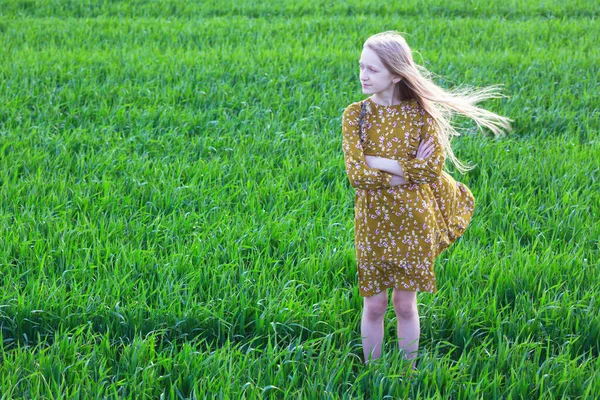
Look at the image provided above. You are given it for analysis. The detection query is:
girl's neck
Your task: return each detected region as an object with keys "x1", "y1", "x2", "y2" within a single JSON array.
[{"x1": 369, "y1": 93, "x2": 402, "y2": 106}]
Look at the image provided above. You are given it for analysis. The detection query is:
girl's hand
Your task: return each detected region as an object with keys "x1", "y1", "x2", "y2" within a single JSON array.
[
  {"x1": 364, "y1": 155, "x2": 378, "y2": 169},
  {"x1": 390, "y1": 175, "x2": 407, "y2": 186},
  {"x1": 416, "y1": 137, "x2": 434, "y2": 160}
]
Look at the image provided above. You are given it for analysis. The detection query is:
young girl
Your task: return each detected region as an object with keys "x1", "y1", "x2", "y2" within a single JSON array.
[{"x1": 341, "y1": 31, "x2": 511, "y2": 365}]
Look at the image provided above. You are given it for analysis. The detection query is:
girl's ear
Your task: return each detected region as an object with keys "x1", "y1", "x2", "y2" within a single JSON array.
[{"x1": 392, "y1": 75, "x2": 402, "y2": 84}]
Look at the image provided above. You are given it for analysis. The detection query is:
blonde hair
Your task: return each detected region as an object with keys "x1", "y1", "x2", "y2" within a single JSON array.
[{"x1": 364, "y1": 31, "x2": 512, "y2": 173}]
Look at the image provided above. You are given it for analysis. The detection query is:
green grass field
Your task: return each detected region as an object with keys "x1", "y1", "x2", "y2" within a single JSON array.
[{"x1": 0, "y1": 0, "x2": 598, "y2": 398}]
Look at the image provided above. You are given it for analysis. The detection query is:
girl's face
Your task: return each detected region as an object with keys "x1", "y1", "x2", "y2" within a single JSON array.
[{"x1": 359, "y1": 46, "x2": 401, "y2": 96}]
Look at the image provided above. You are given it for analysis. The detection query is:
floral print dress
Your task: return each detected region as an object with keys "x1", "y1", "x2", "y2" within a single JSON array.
[{"x1": 341, "y1": 98, "x2": 475, "y2": 297}]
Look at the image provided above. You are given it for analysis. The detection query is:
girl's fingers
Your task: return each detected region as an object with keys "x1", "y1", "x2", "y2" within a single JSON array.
[
  {"x1": 419, "y1": 138, "x2": 433, "y2": 149},
  {"x1": 417, "y1": 138, "x2": 433, "y2": 153},
  {"x1": 417, "y1": 138, "x2": 434, "y2": 159},
  {"x1": 423, "y1": 139, "x2": 434, "y2": 151}
]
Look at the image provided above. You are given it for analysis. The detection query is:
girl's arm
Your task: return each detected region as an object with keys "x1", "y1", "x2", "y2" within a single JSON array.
[
  {"x1": 365, "y1": 137, "x2": 435, "y2": 177},
  {"x1": 341, "y1": 104, "x2": 395, "y2": 190},
  {"x1": 397, "y1": 112, "x2": 445, "y2": 184},
  {"x1": 364, "y1": 156, "x2": 406, "y2": 177}
]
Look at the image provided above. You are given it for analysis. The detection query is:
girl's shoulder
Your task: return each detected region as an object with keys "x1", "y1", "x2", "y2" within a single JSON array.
[
  {"x1": 343, "y1": 101, "x2": 364, "y2": 115},
  {"x1": 341, "y1": 101, "x2": 366, "y2": 124}
]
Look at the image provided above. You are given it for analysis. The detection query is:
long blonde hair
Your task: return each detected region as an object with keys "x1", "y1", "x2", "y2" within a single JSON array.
[{"x1": 364, "y1": 31, "x2": 512, "y2": 173}]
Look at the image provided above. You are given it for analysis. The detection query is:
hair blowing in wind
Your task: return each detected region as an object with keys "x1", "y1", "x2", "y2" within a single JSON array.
[{"x1": 365, "y1": 31, "x2": 513, "y2": 173}]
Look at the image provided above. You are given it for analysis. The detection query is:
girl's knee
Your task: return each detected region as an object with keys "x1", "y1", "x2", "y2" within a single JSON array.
[
  {"x1": 392, "y1": 289, "x2": 417, "y2": 319},
  {"x1": 394, "y1": 302, "x2": 417, "y2": 320},
  {"x1": 363, "y1": 291, "x2": 388, "y2": 319}
]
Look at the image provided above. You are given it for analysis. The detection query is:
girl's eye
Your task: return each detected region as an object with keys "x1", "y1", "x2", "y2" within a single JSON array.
[{"x1": 359, "y1": 65, "x2": 376, "y2": 72}]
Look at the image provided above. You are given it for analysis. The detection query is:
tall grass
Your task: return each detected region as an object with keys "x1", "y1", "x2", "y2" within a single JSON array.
[{"x1": 0, "y1": 0, "x2": 598, "y2": 398}]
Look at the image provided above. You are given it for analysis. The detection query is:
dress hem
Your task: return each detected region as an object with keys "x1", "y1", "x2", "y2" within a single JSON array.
[{"x1": 359, "y1": 284, "x2": 437, "y2": 297}]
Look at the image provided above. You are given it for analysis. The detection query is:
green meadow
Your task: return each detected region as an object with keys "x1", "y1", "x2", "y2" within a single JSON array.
[{"x1": 0, "y1": 0, "x2": 598, "y2": 398}]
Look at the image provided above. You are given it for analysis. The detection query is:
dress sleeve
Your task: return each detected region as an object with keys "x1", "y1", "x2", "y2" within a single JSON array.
[
  {"x1": 397, "y1": 111, "x2": 445, "y2": 184},
  {"x1": 341, "y1": 104, "x2": 393, "y2": 190}
]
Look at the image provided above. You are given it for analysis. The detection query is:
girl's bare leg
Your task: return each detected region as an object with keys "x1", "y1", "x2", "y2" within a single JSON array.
[
  {"x1": 361, "y1": 290, "x2": 388, "y2": 363},
  {"x1": 392, "y1": 288, "x2": 419, "y2": 367}
]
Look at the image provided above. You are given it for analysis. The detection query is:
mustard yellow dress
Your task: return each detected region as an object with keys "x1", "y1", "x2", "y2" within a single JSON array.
[{"x1": 341, "y1": 98, "x2": 475, "y2": 297}]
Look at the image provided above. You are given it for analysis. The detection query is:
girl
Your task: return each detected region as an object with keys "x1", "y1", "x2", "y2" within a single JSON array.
[{"x1": 341, "y1": 31, "x2": 511, "y2": 365}]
